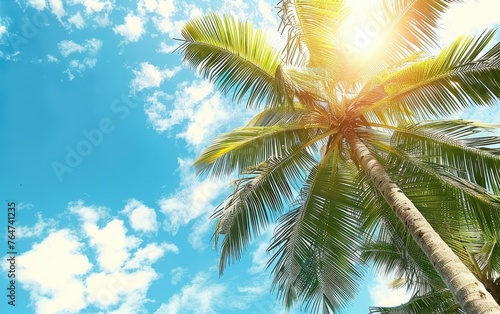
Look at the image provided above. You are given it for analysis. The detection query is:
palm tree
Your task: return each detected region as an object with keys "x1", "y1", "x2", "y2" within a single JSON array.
[{"x1": 176, "y1": 0, "x2": 500, "y2": 312}]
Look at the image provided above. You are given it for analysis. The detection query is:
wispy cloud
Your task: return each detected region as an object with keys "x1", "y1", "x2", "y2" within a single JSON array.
[
  {"x1": 144, "y1": 79, "x2": 250, "y2": 148},
  {"x1": 157, "y1": 41, "x2": 178, "y2": 54},
  {"x1": 27, "y1": 0, "x2": 47, "y2": 11},
  {"x1": 154, "y1": 272, "x2": 226, "y2": 314},
  {"x1": 58, "y1": 38, "x2": 103, "y2": 57},
  {"x1": 130, "y1": 62, "x2": 181, "y2": 91},
  {"x1": 72, "y1": 0, "x2": 112, "y2": 14},
  {"x1": 158, "y1": 158, "x2": 226, "y2": 235},
  {"x1": 16, "y1": 213, "x2": 57, "y2": 239},
  {"x1": 170, "y1": 266, "x2": 187, "y2": 285},
  {"x1": 0, "y1": 24, "x2": 6, "y2": 39},
  {"x1": 47, "y1": 54, "x2": 59, "y2": 63}
]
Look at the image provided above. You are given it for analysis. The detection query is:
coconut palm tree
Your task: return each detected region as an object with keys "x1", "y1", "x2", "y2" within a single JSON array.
[{"x1": 176, "y1": 0, "x2": 500, "y2": 312}]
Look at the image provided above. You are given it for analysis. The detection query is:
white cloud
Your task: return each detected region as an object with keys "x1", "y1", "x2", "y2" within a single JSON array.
[
  {"x1": 170, "y1": 266, "x2": 187, "y2": 285},
  {"x1": 137, "y1": 0, "x2": 159, "y2": 15},
  {"x1": 130, "y1": 62, "x2": 181, "y2": 91},
  {"x1": 10, "y1": 229, "x2": 92, "y2": 314},
  {"x1": 177, "y1": 92, "x2": 229, "y2": 146},
  {"x1": 10, "y1": 201, "x2": 179, "y2": 313},
  {"x1": 369, "y1": 272, "x2": 412, "y2": 308},
  {"x1": 59, "y1": 41, "x2": 83, "y2": 57},
  {"x1": 0, "y1": 24, "x2": 7, "y2": 39},
  {"x1": 28, "y1": 0, "x2": 47, "y2": 11},
  {"x1": 69, "y1": 200, "x2": 108, "y2": 224},
  {"x1": 63, "y1": 57, "x2": 98, "y2": 80},
  {"x1": 68, "y1": 12, "x2": 86, "y2": 29},
  {"x1": 158, "y1": 158, "x2": 226, "y2": 235},
  {"x1": 64, "y1": 69, "x2": 75, "y2": 80},
  {"x1": 94, "y1": 13, "x2": 111, "y2": 27},
  {"x1": 16, "y1": 213, "x2": 57, "y2": 238},
  {"x1": 154, "y1": 272, "x2": 226, "y2": 314},
  {"x1": 47, "y1": 54, "x2": 59, "y2": 63},
  {"x1": 85, "y1": 219, "x2": 141, "y2": 272},
  {"x1": 85, "y1": 268, "x2": 159, "y2": 312},
  {"x1": 113, "y1": 13, "x2": 144, "y2": 43},
  {"x1": 58, "y1": 38, "x2": 103, "y2": 57},
  {"x1": 71, "y1": 0, "x2": 111, "y2": 14},
  {"x1": 125, "y1": 242, "x2": 178, "y2": 269},
  {"x1": 152, "y1": 0, "x2": 176, "y2": 33},
  {"x1": 69, "y1": 57, "x2": 97, "y2": 69},
  {"x1": 49, "y1": 0, "x2": 65, "y2": 19},
  {"x1": 121, "y1": 199, "x2": 159, "y2": 233},
  {"x1": 17, "y1": 203, "x2": 34, "y2": 211},
  {"x1": 144, "y1": 79, "x2": 246, "y2": 148}
]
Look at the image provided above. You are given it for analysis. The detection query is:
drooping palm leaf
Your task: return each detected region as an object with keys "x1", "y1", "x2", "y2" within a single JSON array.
[
  {"x1": 365, "y1": 131, "x2": 500, "y2": 237},
  {"x1": 390, "y1": 120, "x2": 500, "y2": 193},
  {"x1": 213, "y1": 147, "x2": 317, "y2": 274},
  {"x1": 268, "y1": 152, "x2": 366, "y2": 313}
]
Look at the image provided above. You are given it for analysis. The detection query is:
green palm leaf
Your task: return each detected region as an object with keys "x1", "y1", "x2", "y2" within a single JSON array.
[
  {"x1": 391, "y1": 120, "x2": 500, "y2": 193},
  {"x1": 214, "y1": 147, "x2": 317, "y2": 274},
  {"x1": 268, "y1": 154, "x2": 366, "y2": 313},
  {"x1": 358, "y1": 31, "x2": 500, "y2": 123},
  {"x1": 178, "y1": 13, "x2": 287, "y2": 108},
  {"x1": 194, "y1": 106, "x2": 328, "y2": 177}
]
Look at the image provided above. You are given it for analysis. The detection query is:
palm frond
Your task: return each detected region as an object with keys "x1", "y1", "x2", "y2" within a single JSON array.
[
  {"x1": 358, "y1": 31, "x2": 500, "y2": 123},
  {"x1": 366, "y1": 132, "x2": 500, "y2": 238},
  {"x1": 194, "y1": 120, "x2": 324, "y2": 178},
  {"x1": 278, "y1": 0, "x2": 350, "y2": 70},
  {"x1": 374, "y1": 0, "x2": 462, "y2": 60},
  {"x1": 391, "y1": 120, "x2": 500, "y2": 194},
  {"x1": 178, "y1": 13, "x2": 288, "y2": 108},
  {"x1": 214, "y1": 147, "x2": 317, "y2": 274},
  {"x1": 268, "y1": 153, "x2": 366, "y2": 313}
]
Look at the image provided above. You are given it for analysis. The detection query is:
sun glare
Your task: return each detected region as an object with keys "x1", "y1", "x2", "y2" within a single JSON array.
[{"x1": 339, "y1": 0, "x2": 385, "y2": 60}]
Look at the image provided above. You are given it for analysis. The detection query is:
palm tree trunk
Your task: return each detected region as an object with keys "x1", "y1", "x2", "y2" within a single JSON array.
[{"x1": 345, "y1": 130, "x2": 500, "y2": 314}]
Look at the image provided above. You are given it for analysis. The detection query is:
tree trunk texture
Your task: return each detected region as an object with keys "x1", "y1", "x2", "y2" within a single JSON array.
[{"x1": 345, "y1": 130, "x2": 500, "y2": 314}]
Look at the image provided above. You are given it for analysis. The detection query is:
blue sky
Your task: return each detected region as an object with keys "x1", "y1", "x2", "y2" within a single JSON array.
[{"x1": 1, "y1": 0, "x2": 499, "y2": 313}]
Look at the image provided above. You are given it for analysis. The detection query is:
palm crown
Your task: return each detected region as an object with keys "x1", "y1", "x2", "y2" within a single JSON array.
[{"x1": 177, "y1": 0, "x2": 500, "y2": 313}]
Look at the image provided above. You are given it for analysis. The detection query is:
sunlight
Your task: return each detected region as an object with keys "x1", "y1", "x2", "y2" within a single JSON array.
[{"x1": 339, "y1": 0, "x2": 385, "y2": 60}]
